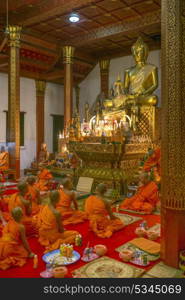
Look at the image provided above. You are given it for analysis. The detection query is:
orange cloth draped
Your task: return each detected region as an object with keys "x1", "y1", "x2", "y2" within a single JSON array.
[
  {"x1": 0, "y1": 220, "x2": 28, "y2": 270},
  {"x1": 8, "y1": 193, "x2": 37, "y2": 237},
  {"x1": 37, "y1": 205, "x2": 78, "y2": 252},
  {"x1": 120, "y1": 181, "x2": 159, "y2": 214},
  {"x1": 35, "y1": 168, "x2": 53, "y2": 191},
  {"x1": 26, "y1": 185, "x2": 40, "y2": 215},
  {"x1": 85, "y1": 195, "x2": 124, "y2": 238},
  {"x1": 0, "y1": 152, "x2": 9, "y2": 172},
  {"x1": 143, "y1": 148, "x2": 161, "y2": 182},
  {"x1": 57, "y1": 189, "x2": 87, "y2": 225}
]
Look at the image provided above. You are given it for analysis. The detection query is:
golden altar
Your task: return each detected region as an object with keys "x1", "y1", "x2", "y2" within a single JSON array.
[
  {"x1": 58, "y1": 37, "x2": 160, "y2": 196},
  {"x1": 68, "y1": 140, "x2": 149, "y2": 195}
]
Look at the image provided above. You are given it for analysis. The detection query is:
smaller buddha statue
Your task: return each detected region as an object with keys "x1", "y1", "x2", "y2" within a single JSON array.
[{"x1": 38, "y1": 143, "x2": 49, "y2": 164}]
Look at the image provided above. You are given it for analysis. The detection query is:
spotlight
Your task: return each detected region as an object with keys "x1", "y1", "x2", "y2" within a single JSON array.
[{"x1": 69, "y1": 13, "x2": 80, "y2": 23}]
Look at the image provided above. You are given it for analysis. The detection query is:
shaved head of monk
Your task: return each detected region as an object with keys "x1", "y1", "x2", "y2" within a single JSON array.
[
  {"x1": 62, "y1": 177, "x2": 73, "y2": 190},
  {"x1": 96, "y1": 183, "x2": 107, "y2": 195},
  {"x1": 27, "y1": 176, "x2": 36, "y2": 185},
  {"x1": 11, "y1": 207, "x2": 23, "y2": 222},
  {"x1": 139, "y1": 172, "x2": 150, "y2": 185},
  {"x1": 49, "y1": 190, "x2": 60, "y2": 206},
  {"x1": 17, "y1": 182, "x2": 28, "y2": 195}
]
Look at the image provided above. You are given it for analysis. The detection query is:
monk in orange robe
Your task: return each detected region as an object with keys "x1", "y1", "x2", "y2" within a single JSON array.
[
  {"x1": 143, "y1": 147, "x2": 161, "y2": 183},
  {"x1": 85, "y1": 183, "x2": 124, "y2": 238},
  {"x1": 57, "y1": 178, "x2": 87, "y2": 225},
  {"x1": 35, "y1": 167, "x2": 53, "y2": 191},
  {"x1": 120, "y1": 172, "x2": 159, "y2": 214},
  {"x1": 8, "y1": 182, "x2": 37, "y2": 237},
  {"x1": 0, "y1": 146, "x2": 9, "y2": 172},
  {"x1": 26, "y1": 176, "x2": 41, "y2": 215},
  {"x1": 37, "y1": 190, "x2": 79, "y2": 252},
  {"x1": 0, "y1": 207, "x2": 35, "y2": 270},
  {"x1": 0, "y1": 209, "x2": 7, "y2": 228}
]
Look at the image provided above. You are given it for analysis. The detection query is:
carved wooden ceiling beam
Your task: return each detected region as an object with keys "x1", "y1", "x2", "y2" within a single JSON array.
[
  {"x1": 62, "y1": 10, "x2": 161, "y2": 47},
  {"x1": 45, "y1": 69, "x2": 85, "y2": 80},
  {"x1": 12, "y1": 0, "x2": 94, "y2": 27},
  {"x1": 97, "y1": 40, "x2": 161, "y2": 60}
]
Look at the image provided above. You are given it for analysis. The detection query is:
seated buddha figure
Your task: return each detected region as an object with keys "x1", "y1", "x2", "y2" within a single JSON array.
[{"x1": 103, "y1": 37, "x2": 158, "y2": 117}]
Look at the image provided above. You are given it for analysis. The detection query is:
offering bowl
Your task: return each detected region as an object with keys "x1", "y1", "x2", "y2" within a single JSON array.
[
  {"x1": 94, "y1": 245, "x2": 107, "y2": 256},
  {"x1": 53, "y1": 266, "x2": 68, "y2": 278}
]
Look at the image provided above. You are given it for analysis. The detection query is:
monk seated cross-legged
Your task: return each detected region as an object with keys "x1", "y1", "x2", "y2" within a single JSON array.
[
  {"x1": 0, "y1": 207, "x2": 35, "y2": 270},
  {"x1": 57, "y1": 177, "x2": 87, "y2": 225},
  {"x1": 37, "y1": 190, "x2": 79, "y2": 253},
  {"x1": 0, "y1": 146, "x2": 9, "y2": 173},
  {"x1": 143, "y1": 147, "x2": 161, "y2": 183},
  {"x1": 85, "y1": 183, "x2": 124, "y2": 238},
  {"x1": 120, "y1": 172, "x2": 159, "y2": 214},
  {"x1": 7, "y1": 182, "x2": 38, "y2": 237},
  {"x1": 35, "y1": 167, "x2": 53, "y2": 192},
  {"x1": 26, "y1": 176, "x2": 41, "y2": 216}
]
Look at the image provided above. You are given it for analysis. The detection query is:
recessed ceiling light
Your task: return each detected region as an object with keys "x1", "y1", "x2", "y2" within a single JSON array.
[{"x1": 69, "y1": 13, "x2": 80, "y2": 23}]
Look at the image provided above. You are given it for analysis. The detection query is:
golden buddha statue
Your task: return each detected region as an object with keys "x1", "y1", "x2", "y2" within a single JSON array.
[{"x1": 103, "y1": 37, "x2": 158, "y2": 117}]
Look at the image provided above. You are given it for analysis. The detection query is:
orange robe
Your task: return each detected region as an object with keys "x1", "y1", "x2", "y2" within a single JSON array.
[
  {"x1": 57, "y1": 189, "x2": 87, "y2": 225},
  {"x1": 0, "y1": 152, "x2": 9, "y2": 172},
  {"x1": 26, "y1": 184, "x2": 40, "y2": 215},
  {"x1": 85, "y1": 195, "x2": 124, "y2": 238},
  {"x1": 8, "y1": 193, "x2": 37, "y2": 237},
  {"x1": 0, "y1": 220, "x2": 28, "y2": 270},
  {"x1": 35, "y1": 168, "x2": 53, "y2": 191},
  {"x1": 120, "y1": 181, "x2": 159, "y2": 214},
  {"x1": 37, "y1": 205, "x2": 78, "y2": 252},
  {"x1": 143, "y1": 147, "x2": 161, "y2": 182}
]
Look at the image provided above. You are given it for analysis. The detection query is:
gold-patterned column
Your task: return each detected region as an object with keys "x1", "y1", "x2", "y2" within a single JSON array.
[
  {"x1": 161, "y1": 0, "x2": 185, "y2": 268},
  {"x1": 35, "y1": 80, "x2": 46, "y2": 160},
  {"x1": 62, "y1": 46, "x2": 75, "y2": 133},
  {"x1": 99, "y1": 59, "x2": 110, "y2": 98},
  {"x1": 8, "y1": 25, "x2": 22, "y2": 179},
  {"x1": 75, "y1": 85, "x2": 80, "y2": 113}
]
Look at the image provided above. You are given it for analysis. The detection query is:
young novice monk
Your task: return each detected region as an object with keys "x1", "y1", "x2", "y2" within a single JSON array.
[
  {"x1": 8, "y1": 182, "x2": 37, "y2": 237},
  {"x1": 120, "y1": 172, "x2": 159, "y2": 214},
  {"x1": 57, "y1": 177, "x2": 87, "y2": 225},
  {"x1": 85, "y1": 183, "x2": 124, "y2": 238},
  {"x1": 35, "y1": 167, "x2": 53, "y2": 191},
  {"x1": 26, "y1": 176, "x2": 41, "y2": 215},
  {"x1": 0, "y1": 207, "x2": 35, "y2": 270},
  {"x1": 37, "y1": 190, "x2": 79, "y2": 252}
]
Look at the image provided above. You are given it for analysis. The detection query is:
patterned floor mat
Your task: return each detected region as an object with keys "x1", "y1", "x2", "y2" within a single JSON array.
[{"x1": 72, "y1": 256, "x2": 144, "y2": 278}]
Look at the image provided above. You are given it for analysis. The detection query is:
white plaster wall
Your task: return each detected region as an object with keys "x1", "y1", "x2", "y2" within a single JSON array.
[
  {"x1": 20, "y1": 77, "x2": 36, "y2": 169},
  {"x1": 0, "y1": 73, "x2": 64, "y2": 169},
  {"x1": 79, "y1": 49, "x2": 161, "y2": 117},
  {"x1": 45, "y1": 83, "x2": 64, "y2": 152}
]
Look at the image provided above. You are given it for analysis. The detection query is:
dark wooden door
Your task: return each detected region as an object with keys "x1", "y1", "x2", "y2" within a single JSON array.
[{"x1": 52, "y1": 115, "x2": 64, "y2": 153}]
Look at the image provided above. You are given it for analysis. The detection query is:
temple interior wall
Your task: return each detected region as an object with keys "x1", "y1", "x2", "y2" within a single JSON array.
[{"x1": 0, "y1": 73, "x2": 64, "y2": 169}]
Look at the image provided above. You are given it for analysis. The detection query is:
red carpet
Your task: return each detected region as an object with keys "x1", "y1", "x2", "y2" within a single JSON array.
[
  {"x1": 0, "y1": 212, "x2": 160, "y2": 278},
  {"x1": 0, "y1": 186, "x2": 160, "y2": 278}
]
